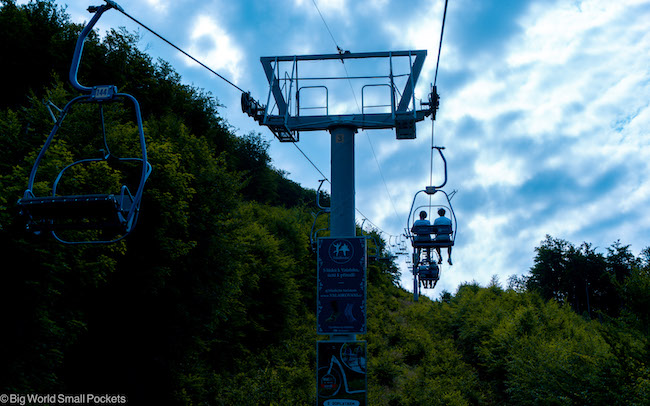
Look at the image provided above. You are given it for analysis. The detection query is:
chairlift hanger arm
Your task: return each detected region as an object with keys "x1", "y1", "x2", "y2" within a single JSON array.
[
  {"x1": 70, "y1": 1, "x2": 122, "y2": 94},
  {"x1": 426, "y1": 146, "x2": 448, "y2": 190},
  {"x1": 316, "y1": 178, "x2": 330, "y2": 211}
]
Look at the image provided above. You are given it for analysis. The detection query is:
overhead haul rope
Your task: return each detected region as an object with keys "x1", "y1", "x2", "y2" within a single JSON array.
[
  {"x1": 311, "y1": 0, "x2": 340, "y2": 54},
  {"x1": 429, "y1": 0, "x2": 449, "y2": 189},
  {"x1": 433, "y1": 0, "x2": 449, "y2": 89},
  {"x1": 116, "y1": 8, "x2": 246, "y2": 94}
]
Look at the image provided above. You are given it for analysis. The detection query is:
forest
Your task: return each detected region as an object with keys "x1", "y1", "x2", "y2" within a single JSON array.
[{"x1": 1, "y1": 1, "x2": 649, "y2": 405}]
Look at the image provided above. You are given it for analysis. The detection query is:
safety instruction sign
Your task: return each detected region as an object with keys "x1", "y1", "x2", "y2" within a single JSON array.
[
  {"x1": 317, "y1": 341, "x2": 367, "y2": 406},
  {"x1": 317, "y1": 237, "x2": 367, "y2": 334}
]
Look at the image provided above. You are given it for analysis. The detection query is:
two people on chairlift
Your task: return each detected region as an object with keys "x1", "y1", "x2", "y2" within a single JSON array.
[
  {"x1": 414, "y1": 209, "x2": 453, "y2": 266},
  {"x1": 419, "y1": 263, "x2": 439, "y2": 289}
]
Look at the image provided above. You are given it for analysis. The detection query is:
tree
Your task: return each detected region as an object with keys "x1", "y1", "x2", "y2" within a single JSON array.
[
  {"x1": 526, "y1": 235, "x2": 637, "y2": 318},
  {"x1": 527, "y1": 235, "x2": 571, "y2": 304}
]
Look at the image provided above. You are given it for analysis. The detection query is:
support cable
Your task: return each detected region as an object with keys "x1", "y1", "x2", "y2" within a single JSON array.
[
  {"x1": 433, "y1": 0, "x2": 449, "y2": 88},
  {"x1": 311, "y1": 0, "x2": 342, "y2": 54},
  {"x1": 430, "y1": 107, "x2": 436, "y2": 187},
  {"x1": 293, "y1": 143, "x2": 329, "y2": 182},
  {"x1": 116, "y1": 8, "x2": 247, "y2": 94},
  {"x1": 430, "y1": 0, "x2": 449, "y2": 188}
]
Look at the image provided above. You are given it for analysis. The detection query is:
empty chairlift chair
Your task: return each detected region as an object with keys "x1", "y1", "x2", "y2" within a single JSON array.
[{"x1": 17, "y1": 1, "x2": 151, "y2": 244}]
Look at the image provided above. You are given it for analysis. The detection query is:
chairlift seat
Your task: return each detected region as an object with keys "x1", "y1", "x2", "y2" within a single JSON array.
[
  {"x1": 18, "y1": 193, "x2": 133, "y2": 232},
  {"x1": 418, "y1": 264, "x2": 440, "y2": 281},
  {"x1": 411, "y1": 224, "x2": 454, "y2": 248}
]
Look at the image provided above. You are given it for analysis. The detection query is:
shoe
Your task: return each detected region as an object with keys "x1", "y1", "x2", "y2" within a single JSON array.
[
  {"x1": 448, "y1": 258, "x2": 453, "y2": 266},
  {"x1": 438, "y1": 259, "x2": 443, "y2": 264}
]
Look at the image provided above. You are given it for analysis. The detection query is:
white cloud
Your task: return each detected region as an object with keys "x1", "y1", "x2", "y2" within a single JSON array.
[
  {"x1": 383, "y1": 0, "x2": 446, "y2": 83},
  {"x1": 315, "y1": 0, "x2": 348, "y2": 14},
  {"x1": 186, "y1": 14, "x2": 244, "y2": 84},
  {"x1": 143, "y1": 0, "x2": 169, "y2": 14},
  {"x1": 367, "y1": 0, "x2": 390, "y2": 10},
  {"x1": 470, "y1": 155, "x2": 529, "y2": 188},
  {"x1": 372, "y1": 137, "x2": 402, "y2": 162},
  {"x1": 503, "y1": 0, "x2": 650, "y2": 139}
]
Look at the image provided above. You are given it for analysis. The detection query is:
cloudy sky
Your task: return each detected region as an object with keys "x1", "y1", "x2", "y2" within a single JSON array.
[{"x1": 43, "y1": 0, "x2": 650, "y2": 298}]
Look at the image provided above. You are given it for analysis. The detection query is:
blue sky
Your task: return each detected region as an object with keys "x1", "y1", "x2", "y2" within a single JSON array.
[{"x1": 43, "y1": 0, "x2": 650, "y2": 298}]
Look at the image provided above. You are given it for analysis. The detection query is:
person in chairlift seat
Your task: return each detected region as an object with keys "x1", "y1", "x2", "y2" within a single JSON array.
[
  {"x1": 433, "y1": 208, "x2": 453, "y2": 265},
  {"x1": 413, "y1": 210, "x2": 432, "y2": 262}
]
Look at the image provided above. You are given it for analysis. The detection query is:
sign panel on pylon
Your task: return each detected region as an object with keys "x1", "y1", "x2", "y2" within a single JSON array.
[
  {"x1": 317, "y1": 340, "x2": 367, "y2": 406},
  {"x1": 317, "y1": 237, "x2": 367, "y2": 335}
]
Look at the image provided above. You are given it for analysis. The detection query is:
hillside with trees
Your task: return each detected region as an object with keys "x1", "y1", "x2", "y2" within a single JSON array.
[{"x1": 1, "y1": 1, "x2": 649, "y2": 405}]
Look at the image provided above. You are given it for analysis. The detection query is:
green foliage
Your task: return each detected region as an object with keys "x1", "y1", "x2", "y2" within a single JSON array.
[
  {"x1": 364, "y1": 273, "x2": 650, "y2": 405},
  {"x1": 619, "y1": 258, "x2": 650, "y2": 328},
  {"x1": 527, "y1": 235, "x2": 648, "y2": 320}
]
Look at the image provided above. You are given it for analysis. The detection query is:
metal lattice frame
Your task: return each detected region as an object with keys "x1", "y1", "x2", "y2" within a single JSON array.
[{"x1": 244, "y1": 50, "x2": 433, "y2": 142}]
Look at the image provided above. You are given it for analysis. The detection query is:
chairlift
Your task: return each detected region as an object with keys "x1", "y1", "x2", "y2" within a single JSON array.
[
  {"x1": 389, "y1": 235, "x2": 398, "y2": 249},
  {"x1": 406, "y1": 146, "x2": 457, "y2": 299},
  {"x1": 416, "y1": 259, "x2": 440, "y2": 290},
  {"x1": 396, "y1": 234, "x2": 408, "y2": 255},
  {"x1": 365, "y1": 235, "x2": 381, "y2": 260},
  {"x1": 406, "y1": 148, "x2": 457, "y2": 252},
  {"x1": 359, "y1": 218, "x2": 377, "y2": 259},
  {"x1": 17, "y1": 1, "x2": 151, "y2": 244}
]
